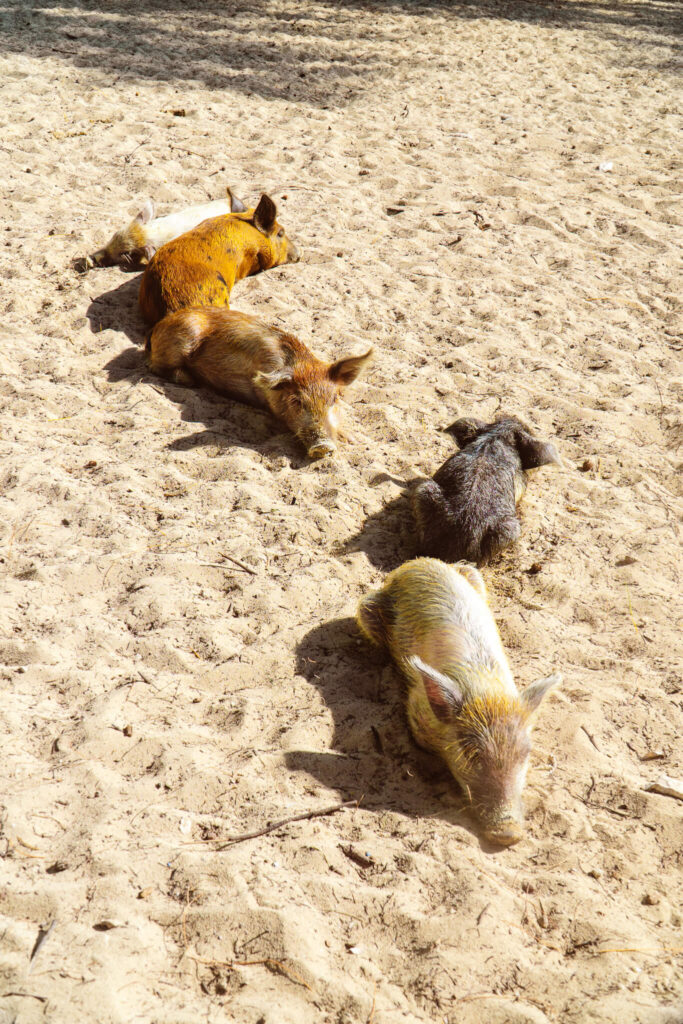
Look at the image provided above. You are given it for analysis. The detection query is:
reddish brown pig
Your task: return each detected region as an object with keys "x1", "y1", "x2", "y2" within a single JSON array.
[
  {"x1": 146, "y1": 307, "x2": 373, "y2": 458},
  {"x1": 138, "y1": 193, "x2": 299, "y2": 325}
]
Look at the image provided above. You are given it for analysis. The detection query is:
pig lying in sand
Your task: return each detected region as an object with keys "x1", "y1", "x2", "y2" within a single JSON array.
[
  {"x1": 357, "y1": 557, "x2": 560, "y2": 845},
  {"x1": 411, "y1": 416, "x2": 561, "y2": 565},
  {"x1": 80, "y1": 188, "x2": 248, "y2": 271},
  {"x1": 139, "y1": 193, "x2": 300, "y2": 325},
  {"x1": 147, "y1": 307, "x2": 372, "y2": 459}
]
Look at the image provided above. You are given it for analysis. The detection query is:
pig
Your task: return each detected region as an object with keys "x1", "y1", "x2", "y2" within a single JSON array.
[
  {"x1": 411, "y1": 416, "x2": 561, "y2": 565},
  {"x1": 146, "y1": 306, "x2": 373, "y2": 459},
  {"x1": 80, "y1": 188, "x2": 248, "y2": 271},
  {"x1": 356, "y1": 557, "x2": 560, "y2": 846},
  {"x1": 138, "y1": 192, "x2": 300, "y2": 325}
]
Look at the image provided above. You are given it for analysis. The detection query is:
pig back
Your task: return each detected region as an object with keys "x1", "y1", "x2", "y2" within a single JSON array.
[{"x1": 381, "y1": 559, "x2": 516, "y2": 701}]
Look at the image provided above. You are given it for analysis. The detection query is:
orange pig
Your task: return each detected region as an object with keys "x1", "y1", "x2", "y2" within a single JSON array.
[
  {"x1": 147, "y1": 307, "x2": 372, "y2": 459},
  {"x1": 138, "y1": 193, "x2": 299, "y2": 325}
]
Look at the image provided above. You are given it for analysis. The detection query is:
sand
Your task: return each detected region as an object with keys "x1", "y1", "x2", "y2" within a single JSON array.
[{"x1": 0, "y1": 1, "x2": 681, "y2": 1021}]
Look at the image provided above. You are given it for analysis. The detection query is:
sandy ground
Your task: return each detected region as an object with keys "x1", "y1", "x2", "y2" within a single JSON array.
[{"x1": 1, "y1": 1, "x2": 682, "y2": 1022}]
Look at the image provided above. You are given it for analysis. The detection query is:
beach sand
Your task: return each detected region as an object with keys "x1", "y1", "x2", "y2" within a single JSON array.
[{"x1": 0, "y1": 1, "x2": 681, "y2": 1021}]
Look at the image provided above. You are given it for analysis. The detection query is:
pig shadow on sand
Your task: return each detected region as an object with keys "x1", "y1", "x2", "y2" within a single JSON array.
[
  {"x1": 86, "y1": 270, "x2": 145, "y2": 347},
  {"x1": 289, "y1": 615, "x2": 501, "y2": 850},
  {"x1": 91, "y1": 272, "x2": 329, "y2": 465},
  {"x1": 336, "y1": 479, "x2": 422, "y2": 573},
  {"x1": 102, "y1": 345, "x2": 314, "y2": 467}
]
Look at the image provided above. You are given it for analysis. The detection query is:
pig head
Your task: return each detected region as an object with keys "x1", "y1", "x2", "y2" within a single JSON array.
[
  {"x1": 254, "y1": 349, "x2": 373, "y2": 459},
  {"x1": 408, "y1": 658, "x2": 560, "y2": 846}
]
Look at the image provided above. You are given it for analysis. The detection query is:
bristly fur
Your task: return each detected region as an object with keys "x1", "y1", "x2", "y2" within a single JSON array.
[
  {"x1": 406, "y1": 667, "x2": 529, "y2": 770},
  {"x1": 410, "y1": 415, "x2": 560, "y2": 565},
  {"x1": 146, "y1": 307, "x2": 372, "y2": 458},
  {"x1": 138, "y1": 193, "x2": 300, "y2": 325},
  {"x1": 447, "y1": 694, "x2": 531, "y2": 769},
  {"x1": 356, "y1": 559, "x2": 559, "y2": 842}
]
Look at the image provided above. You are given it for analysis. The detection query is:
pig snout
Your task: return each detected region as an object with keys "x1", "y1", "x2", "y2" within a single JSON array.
[
  {"x1": 286, "y1": 240, "x2": 301, "y2": 264},
  {"x1": 306, "y1": 437, "x2": 336, "y2": 459},
  {"x1": 73, "y1": 255, "x2": 94, "y2": 274},
  {"x1": 89, "y1": 248, "x2": 114, "y2": 268},
  {"x1": 481, "y1": 814, "x2": 524, "y2": 848},
  {"x1": 294, "y1": 398, "x2": 340, "y2": 459},
  {"x1": 470, "y1": 780, "x2": 526, "y2": 847}
]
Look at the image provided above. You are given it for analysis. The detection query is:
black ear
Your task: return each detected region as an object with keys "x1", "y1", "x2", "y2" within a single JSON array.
[
  {"x1": 253, "y1": 193, "x2": 278, "y2": 236},
  {"x1": 514, "y1": 429, "x2": 561, "y2": 470},
  {"x1": 227, "y1": 188, "x2": 247, "y2": 213},
  {"x1": 409, "y1": 656, "x2": 464, "y2": 723},
  {"x1": 445, "y1": 417, "x2": 487, "y2": 449}
]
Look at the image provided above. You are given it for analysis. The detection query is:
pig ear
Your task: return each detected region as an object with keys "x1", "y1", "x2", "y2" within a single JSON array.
[
  {"x1": 253, "y1": 194, "x2": 278, "y2": 236},
  {"x1": 227, "y1": 187, "x2": 247, "y2": 214},
  {"x1": 445, "y1": 417, "x2": 487, "y2": 448},
  {"x1": 514, "y1": 430, "x2": 562, "y2": 470},
  {"x1": 135, "y1": 200, "x2": 155, "y2": 225},
  {"x1": 521, "y1": 672, "x2": 561, "y2": 713},
  {"x1": 409, "y1": 656, "x2": 464, "y2": 723},
  {"x1": 253, "y1": 368, "x2": 293, "y2": 392},
  {"x1": 328, "y1": 348, "x2": 373, "y2": 387}
]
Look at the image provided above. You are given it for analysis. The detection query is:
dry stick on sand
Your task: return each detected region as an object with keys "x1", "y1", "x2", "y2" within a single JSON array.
[
  {"x1": 181, "y1": 893, "x2": 312, "y2": 991},
  {"x1": 191, "y1": 799, "x2": 359, "y2": 850},
  {"x1": 188, "y1": 952, "x2": 313, "y2": 991},
  {"x1": 218, "y1": 552, "x2": 258, "y2": 576},
  {"x1": 593, "y1": 947, "x2": 683, "y2": 956},
  {"x1": 367, "y1": 981, "x2": 377, "y2": 1024}
]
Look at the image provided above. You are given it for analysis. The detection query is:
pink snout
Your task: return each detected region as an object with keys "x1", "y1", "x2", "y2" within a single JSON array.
[
  {"x1": 482, "y1": 819, "x2": 524, "y2": 847},
  {"x1": 307, "y1": 438, "x2": 337, "y2": 459}
]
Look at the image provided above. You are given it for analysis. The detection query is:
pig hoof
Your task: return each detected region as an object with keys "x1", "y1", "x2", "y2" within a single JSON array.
[
  {"x1": 307, "y1": 441, "x2": 336, "y2": 459},
  {"x1": 483, "y1": 822, "x2": 524, "y2": 847}
]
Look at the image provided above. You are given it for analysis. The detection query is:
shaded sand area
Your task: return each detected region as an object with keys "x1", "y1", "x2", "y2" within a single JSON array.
[{"x1": 0, "y1": 1, "x2": 681, "y2": 1021}]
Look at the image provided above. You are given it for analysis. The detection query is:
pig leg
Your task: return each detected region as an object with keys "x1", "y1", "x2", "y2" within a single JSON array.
[
  {"x1": 480, "y1": 516, "x2": 520, "y2": 562},
  {"x1": 454, "y1": 563, "x2": 488, "y2": 600},
  {"x1": 356, "y1": 590, "x2": 391, "y2": 650},
  {"x1": 410, "y1": 480, "x2": 452, "y2": 550},
  {"x1": 146, "y1": 314, "x2": 203, "y2": 384},
  {"x1": 170, "y1": 368, "x2": 196, "y2": 387}
]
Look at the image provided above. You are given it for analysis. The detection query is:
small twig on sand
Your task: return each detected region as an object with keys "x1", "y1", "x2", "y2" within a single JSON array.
[
  {"x1": 644, "y1": 776, "x2": 683, "y2": 801},
  {"x1": 188, "y1": 953, "x2": 312, "y2": 990},
  {"x1": 591, "y1": 804, "x2": 630, "y2": 819},
  {"x1": 194, "y1": 800, "x2": 358, "y2": 850},
  {"x1": 593, "y1": 946, "x2": 683, "y2": 956},
  {"x1": 476, "y1": 902, "x2": 491, "y2": 927},
  {"x1": 124, "y1": 141, "x2": 146, "y2": 164},
  {"x1": 580, "y1": 724, "x2": 601, "y2": 752},
  {"x1": 367, "y1": 981, "x2": 377, "y2": 1024},
  {"x1": 28, "y1": 920, "x2": 56, "y2": 974},
  {"x1": 459, "y1": 992, "x2": 502, "y2": 1003},
  {"x1": 218, "y1": 552, "x2": 258, "y2": 576}
]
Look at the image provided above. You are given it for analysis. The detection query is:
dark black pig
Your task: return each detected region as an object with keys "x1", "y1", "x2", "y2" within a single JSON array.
[{"x1": 411, "y1": 416, "x2": 560, "y2": 564}]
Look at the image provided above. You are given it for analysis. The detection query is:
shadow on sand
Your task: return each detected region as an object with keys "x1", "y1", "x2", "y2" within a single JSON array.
[
  {"x1": 0, "y1": 0, "x2": 677, "y2": 111},
  {"x1": 87, "y1": 273, "x2": 144, "y2": 347},
  {"x1": 336, "y1": 489, "x2": 420, "y2": 573},
  {"x1": 102, "y1": 345, "x2": 314, "y2": 466}
]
